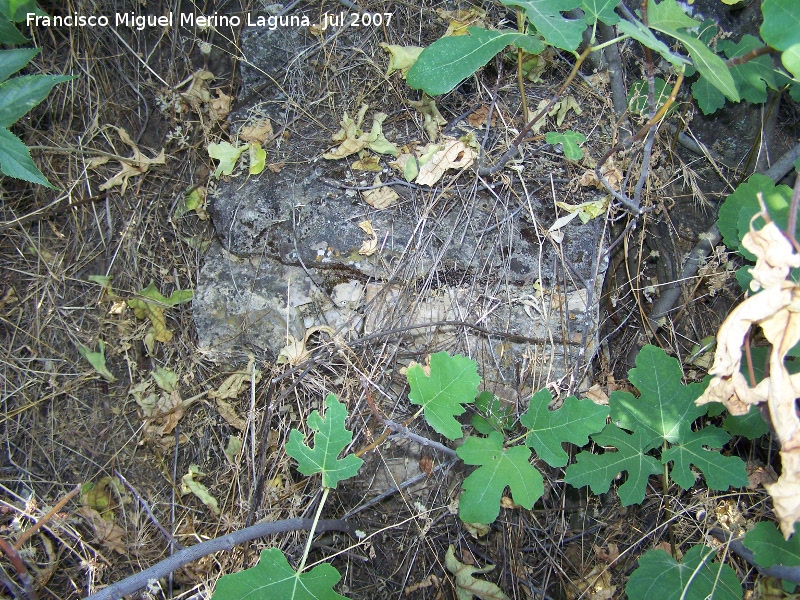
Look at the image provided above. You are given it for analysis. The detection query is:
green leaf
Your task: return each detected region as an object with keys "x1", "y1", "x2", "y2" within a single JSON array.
[
  {"x1": 207, "y1": 141, "x2": 247, "y2": 177},
  {"x1": 716, "y1": 173, "x2": 793, "y2": 253},
  {"x1": 0, "y1": 0, "x2": 40, "y2": 22},
  {"x1": 720, "y1": 36, "x2": 777, "y2": 104},
  {"x1": 662, "y1": 426, "x2": 748, "y2": 491},
  {"x1": 406, "y1": 27, "x2": 545, "y2": 96},
  {"x1": 723, "y1": 405, "x2": 769, "y2": 440},
  {"x1": 565, "y1": 424, "x2": 661, "y2": 506},
  {"x1": 545, "y1": 130, "x2": 586, "y2": 160},
  {"x1": 781, "y1": 43, "x2": 800, "y2": 80},
  {"x1": 500, "y1": 0, "x2": 584, "y2": 50},
  {"x1": 0, "y1": 17, "x2": 29, "y2": 45},
  {"x1": 471, "y1": 391, "x2": 514, "y2": 434},
  {"x1": 224, "y1": 435, "x2": 242, "y2": 463},
  {"x1": 139, "y1": 282, "x2": 194, "y2": 307},
  {"x1": 645, "y1": 0, "x2": 738, "y2": 102},
  {"x1": 0, "y1": 48, "x2": 38, "y2": 82},
  {"x1": 617, "y1": 18, "x2": 689, "y2": 67},
  {"x1": 151, "y1": 366, "x2": 178, "y2": 392},
  {"x1": 456, "y1": 431, "x2": 543, "y2": 524},
  {"x1": 691, "y1": 77, "x2": 726, "y2": 114},
  {"x1": 76, "y1": 339, "x2": 116, "y2": 382},
  {"x1": 87, "y1": 274, "x2": 113, "y2": 294},
  {"x1": 611, "y1": 345, "x2": 705, "y2": 444},
  {"x1": 581, "y1": 0, "x2": 620, "y2": 25},
  {"x1": 0, "y1": 126, "x2": 55, "y2": 187},
  {"x1": 743, "y1": 522, "x2": 800, "y2": 568},
  {"x1": 212, "y1": 548, "x2": 347, "y2": 600},
  {"x1": 0, "y1": 73, "x2": 74, "y2": 127},
  {"x1": 285, "y1": 395, "x2": 363, "y2": 489},
  {"x1": 626, "y1": 545, "x2": 742, "y2": 600},
  {"x1": 761, "y1": 0, "x2": 800, "y2": 54},
  {"x1": 407, "y1": 352, "x2": 481, "y2": 440},
  {"x1": 520, "y1": 389, "x2": 608, "y2": 467}
]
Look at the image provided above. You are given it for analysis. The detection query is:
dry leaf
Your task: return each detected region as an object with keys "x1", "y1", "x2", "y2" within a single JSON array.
[
  {"x1": 97, "y1": 127, "x2": 165, "y2": 193},
  {"x1": 416, "y1": 139, "x2": 476, "y2": 186},
  {"x1": 404, "y1": 574, "x2": 440, "y2": 595},
  {"x1": 747, "y1": 463, "x2": 778, "y2": 489},
  {"x1": 445, "y1": 545, "x2": 509, "y2": 600},
  {"x1": 278, "y1": 334, "x2": 309, "y2": 366},
  {"x1": 593, "y1": 543, "x2": 619, "y2": 563},
  {"x1": 419, "y1": 455, "x2": 434, "y2": 477},
  {"x1": 358, "y1": 220, "x2": 378, "y2": 256},
  {"x1": 566, "y1": 565, "x2": 616, "y2": 600},
  {"x1": 209, "y1": 358, "x2": 262, "y2": 400},
  {"x1": 239, "y1": 119, "x2": 273, "y2": 144},
  {"x1": 527, "y1": 99, "x2": 551, "y2": 134},
  {"x1": 277, "y1": 326, "x2": 335, "y2": 366},
  {"x1": 210, "y1": 90, "x2": 232, "y2": 121},
  {"x1": 696, "y1": 217, "x2": 800, "y2": 538},
  {"x1": 549, "y1": 95, "x2": 582, "y2": 127},
  {"x1": 181, "y1": 70, "x2": 214, "y2": 110},
  {"x1": 351, "y1": 153, "x2": 383, "y2": 172},
  {"x1": 77, "y1": 507, "x2": 127, "y2": 554},
  {"x1": 437, "y1": 7, "x2": 487, "y2": 36},
  {"x1": 499, "y1": 496, "x2": 518, "y2": 509},
  {"x1": 215, "y1": 398, "x2": 247, "y2": 431},
  {"x1": 467, "y1": 106, "x2": 496, "y2": 128},
  {"x1": 584, "y1": 383, "x2": 609, "y2": 405},
  {"x1": 363, "y1": 175, "x2": 399, "y2": 209}
]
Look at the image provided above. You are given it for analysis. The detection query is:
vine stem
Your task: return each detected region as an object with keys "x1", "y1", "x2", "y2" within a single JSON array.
[
  {"x1": 296, "y1": 487, "x2": 330, "y2": 574},
  {"x1": 663, "y1": 440, "x2": 676, "y2": 557}
]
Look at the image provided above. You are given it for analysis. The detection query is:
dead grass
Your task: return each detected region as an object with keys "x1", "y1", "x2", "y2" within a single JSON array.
[{"x1": 0, "y1": 0, "x2": 772, "y2": 599}]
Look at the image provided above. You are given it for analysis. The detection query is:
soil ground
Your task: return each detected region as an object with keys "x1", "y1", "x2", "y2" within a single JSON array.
[{"x1": 0, "y1": 0, "x2": 787, "y2": 598}]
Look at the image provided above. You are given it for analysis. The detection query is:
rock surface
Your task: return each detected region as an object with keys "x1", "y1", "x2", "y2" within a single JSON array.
[{"x1": 193, "y1": 11, "x2": 606, "y2": 394}]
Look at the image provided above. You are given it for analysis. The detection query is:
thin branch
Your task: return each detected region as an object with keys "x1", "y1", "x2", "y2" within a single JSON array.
[
  {"x1": 0, "y1": 537, "x2": 35, "y2": 600},
  {"x1": 14, "y1": 486, "x2": 80, "y2": 550},
  {"x1": 84, "y1": 518, "x2": 355, "y2": 600}
]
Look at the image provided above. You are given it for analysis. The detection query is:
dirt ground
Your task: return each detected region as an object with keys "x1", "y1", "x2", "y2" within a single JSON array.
[{"x1": 0, "y1": 0, "x2": 785, "y2": 598}]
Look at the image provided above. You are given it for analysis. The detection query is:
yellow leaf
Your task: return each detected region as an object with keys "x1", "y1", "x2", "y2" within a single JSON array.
[
  {"x1": 379, "y1": 43, "x2": 423, "y2": 77},
  {"x1": 409, "y1": 95, "x2": 447, "y2": 141},
  {"x1": 208, "y1": 141, "x2": 247, "y2": 177},
  {"x1": 323, "y1": 105, "x2": 398, "y2": 159},
  {"x1": 181, "y1": 465, "x2": 220, "y2": 515},
  {"x1": 555, "y1": 197, "x2": 609, "y2": 224},
  {"x1": 249, "y1": 142, "x2": 267, "y2": 175}
]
